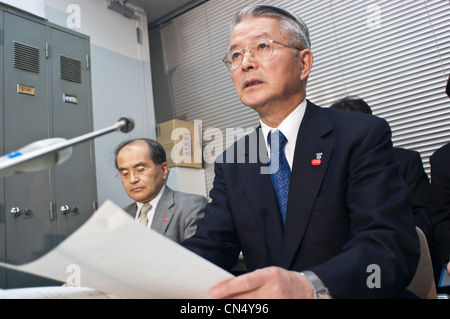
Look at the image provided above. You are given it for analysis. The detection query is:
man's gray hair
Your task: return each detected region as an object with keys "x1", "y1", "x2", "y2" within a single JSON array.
[{"x1": 230, "y1": 4, "x2": 311, "y2": 50}]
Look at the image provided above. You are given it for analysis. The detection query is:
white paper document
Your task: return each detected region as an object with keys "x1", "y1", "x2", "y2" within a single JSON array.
[
  {"x1": 0, "y1": 286, "x2": 119, "y2": 299},
  {"x1": 0, "y1": 200, "x2": 234, "y2": 299}
]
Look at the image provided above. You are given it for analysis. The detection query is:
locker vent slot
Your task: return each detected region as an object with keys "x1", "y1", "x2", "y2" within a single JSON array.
[
  {"x1": 60, "y1": 55, "x2": 82, "y2": 83},
  {"x1": 13, "y1": 41, "x2": 40, "y2": 73}
]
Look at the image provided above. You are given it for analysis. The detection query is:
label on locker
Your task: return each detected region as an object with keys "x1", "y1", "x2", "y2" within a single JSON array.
[
  {"x1": 63, "y1": 93, "x2": 79, "y2": 104},
  {"x1": 17, "y1": 84, "x2": 35, "y2": 96}
]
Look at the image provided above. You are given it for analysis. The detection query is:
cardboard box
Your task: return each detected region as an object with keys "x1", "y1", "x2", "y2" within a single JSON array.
[
  {"x1": 156, "y1": 119, "x2": 202, "y2": 168},
  {"x1": 166, "y1": 167, "x2": 207, "y2": 198}
]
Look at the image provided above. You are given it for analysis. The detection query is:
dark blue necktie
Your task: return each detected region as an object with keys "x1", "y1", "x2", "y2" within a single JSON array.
[{"x1": 268, "y1": 130, "x2": 291, "y2": 226}]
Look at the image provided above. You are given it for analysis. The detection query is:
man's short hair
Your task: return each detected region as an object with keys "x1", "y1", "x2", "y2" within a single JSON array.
[
  {"x1": 330, "y1": 96, "x2": 373, "y2": 115},
  {"x1": 114, "y1": 138, "x2": 166, "y2": 169}
]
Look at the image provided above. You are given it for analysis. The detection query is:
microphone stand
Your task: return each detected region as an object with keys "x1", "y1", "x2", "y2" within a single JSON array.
[{"x1": 0, "y1": 117, "x2": 134, "y2": 177}]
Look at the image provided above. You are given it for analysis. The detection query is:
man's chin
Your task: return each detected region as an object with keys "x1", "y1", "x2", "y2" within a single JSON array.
[
  {"x1": 128, "y1": 193, "x2": 150, "y2": 203},
  {"x1": 241, "y1": 98, "x2": 267, "y2": 111}
]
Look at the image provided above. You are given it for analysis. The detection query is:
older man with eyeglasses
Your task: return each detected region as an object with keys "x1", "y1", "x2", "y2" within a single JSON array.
[
  {"x1": 181, "y1": 5, "x2": 420, "y2": 299},
  {"x1": 114, "y1": 138, "x2": 206, "y2": 242}
]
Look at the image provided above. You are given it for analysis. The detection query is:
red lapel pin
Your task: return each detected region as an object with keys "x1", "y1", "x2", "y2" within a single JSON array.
[
  {"x1": 311, "y1": 152, "x2": 323, "y2": 166},
  {"x1": 163, "y1": 217, "x2": 169, "y2": 222}
]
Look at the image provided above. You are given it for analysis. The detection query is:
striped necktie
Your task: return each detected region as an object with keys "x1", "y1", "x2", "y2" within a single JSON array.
[{"x1": 139, "y1": 203, "x2": 152, "y2": 227}]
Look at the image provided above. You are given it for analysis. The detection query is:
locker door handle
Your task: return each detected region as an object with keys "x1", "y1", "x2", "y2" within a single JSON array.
[
  {"x1": 60, "y1": 205, "x2": 70, "y2": 215},
  {"x1": 10, "y1": 207, "x2": 21, "y2": 217},
  {"x1": 60, "y1": 205, "x2": 79, "y2": 215}
]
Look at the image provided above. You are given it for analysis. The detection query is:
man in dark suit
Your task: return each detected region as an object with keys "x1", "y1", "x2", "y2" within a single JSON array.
[
  {"x1": 429, "y1": 75, "x2": 450, "y2": 291},
  {"x1": 330, "y1": 96, "x2": 433, "y2": 241},
  {"x1": 430, "y1": 142, "x2": 450, "y2": 289},
  {"x1": 393, "y1": 147, "x2": 432, "y2": 237},
  {"x1": 115, "y1": 138, "x2": 206, "y2": 243},
  {"x1": 181, "y1": 5, "x2": 419, "y2": 299}
]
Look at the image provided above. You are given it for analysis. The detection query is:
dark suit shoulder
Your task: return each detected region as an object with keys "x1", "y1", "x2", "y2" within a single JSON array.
[
  {"x1": 324, "y1": 103, "x2": 385, "y2": 126},
  {"x1": 393, "y1": 147, "x2": 422, "y2": 164},
  {"x1": 301, "y1": 100, "x2": 386, "y2": 130},
  {"x1": 431, "y1": 141, "x2": 450, "y2": 163},
  {"x1": 313, "y1": 102, "x2": 393, "y2": 144}
]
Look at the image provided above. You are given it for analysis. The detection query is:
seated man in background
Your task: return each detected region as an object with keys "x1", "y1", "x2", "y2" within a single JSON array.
[
  {"x1": 330, "y1": 96, "x2": 433, "y2": 242},
  {"x1": 114, "y1": 138, "x2": 207, "y2": 243},
  {"x1": 429, "y1": 75, "x2": 450, "y2": 293}
]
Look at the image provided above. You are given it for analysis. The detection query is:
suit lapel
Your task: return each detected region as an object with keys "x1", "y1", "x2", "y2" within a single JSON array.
[
  {"x1": 282, "y1": 101, "x2": 335, "y2": 268},
  {"x1": 150, "y1": 187, "x2": 174, "y2": 234},
  {"x1": 123, "y1": 203, "x2": 137, "y2": 218},
  {"x1": 241, "y1": 128, "x2": 285, "y2": 266}
]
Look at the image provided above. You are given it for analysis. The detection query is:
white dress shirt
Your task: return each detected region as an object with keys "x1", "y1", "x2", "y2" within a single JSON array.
[{"x1": 260, "y1": 99, "x2": 307, "y2": 169}]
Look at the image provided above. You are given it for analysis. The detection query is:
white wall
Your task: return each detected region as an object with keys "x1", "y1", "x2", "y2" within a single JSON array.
[
  {"x1": 1, "y1": 0, "x2": 45, "y2": 17},
  {"x1": 42, "y1": 0, "x2": 156, "y2": 208}
]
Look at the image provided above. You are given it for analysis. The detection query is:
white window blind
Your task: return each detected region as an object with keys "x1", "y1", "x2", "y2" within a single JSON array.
[{"x1": 149, "y1": 0, "x2": 450, "y2": 198}]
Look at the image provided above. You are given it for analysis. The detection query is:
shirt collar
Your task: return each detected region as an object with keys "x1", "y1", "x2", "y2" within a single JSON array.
[
  {"x1": 260, "y1": 99, "x2": 307, "y2": 151},
  {"x1": 136, "y1": 184, "x2": 166, "y2": 211}
]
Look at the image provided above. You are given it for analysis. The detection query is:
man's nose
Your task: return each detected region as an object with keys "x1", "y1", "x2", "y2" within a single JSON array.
[
  {"x1": 128, "y1": 171, "x2": 140, "y2": 183},
  {"x1": 240, "y1": 50, "x2": 257, "y2": 71}
]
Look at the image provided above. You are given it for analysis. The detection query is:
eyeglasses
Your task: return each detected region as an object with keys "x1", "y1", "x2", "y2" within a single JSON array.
[
  {"x1": 222, "y1": 39, "x2": 302, "y2": 71},
  {"x1": 116, "y1": 165, "x2": 156, "y2": 180}
]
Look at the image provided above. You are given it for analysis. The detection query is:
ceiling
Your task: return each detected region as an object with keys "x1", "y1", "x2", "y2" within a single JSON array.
[{"x1": 127, "y1": 0, "x2": 197, "y2": 23}]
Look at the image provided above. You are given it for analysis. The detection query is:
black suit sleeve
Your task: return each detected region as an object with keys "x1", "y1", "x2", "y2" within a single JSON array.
[
  {"x1": 430, "y1": 144, "x2": 450, "y2": 265},
  {"x1": 181, "y1": 161, "x2": 242, "y2": 270},
  {"x1": 394, "y1": 148, "x2": 432, "y2": 240}
]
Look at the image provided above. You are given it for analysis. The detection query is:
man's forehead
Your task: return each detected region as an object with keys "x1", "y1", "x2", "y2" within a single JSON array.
[
  {"x1": 117, "y1": 144, "x2": 152, "y2": 165},
  {"x1": 229, "y1": 17, "x2": 281, "y2": 49},
  {"x1": 229, "y1": 32, "x2": 272, "y2": 51}
]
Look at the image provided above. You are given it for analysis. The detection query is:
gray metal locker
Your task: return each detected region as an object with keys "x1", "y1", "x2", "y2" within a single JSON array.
[
  {"x1": 49, "y1": 27, "x2": 97, "y2": 244},
  {"x1": 2, "y1": 9, "x2": 54, "y2": 288},
  {"x1": 0, "y1": 4, "x2": 97, "y2": 288}
]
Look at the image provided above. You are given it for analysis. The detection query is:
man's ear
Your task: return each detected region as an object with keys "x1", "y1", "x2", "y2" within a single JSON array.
[
  {"x1": 161, "y1": 162, "x2": 169, "y2": 181},
  {"x1": 299, "y1": 49, "x2": 313, "y2": 81}
]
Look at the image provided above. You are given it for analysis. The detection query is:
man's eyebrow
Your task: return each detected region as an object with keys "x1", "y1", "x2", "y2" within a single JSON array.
[
  {"x1": 133, "y1": 161, "x2": 147, "y2": 168},
  {"x1": 229, "y1": 32, "x2": 272, "y2": 51},
  {"x1": 118, "y1": 161, "x2": 148, "y2": 171}
]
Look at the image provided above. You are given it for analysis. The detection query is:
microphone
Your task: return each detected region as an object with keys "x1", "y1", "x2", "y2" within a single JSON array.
[
  {"x1": 0, "y1": 117, "x2": 134, "y2": 178},
  {"x1": 118, "y1": 117, "x2": 134, "y2": 133}
]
